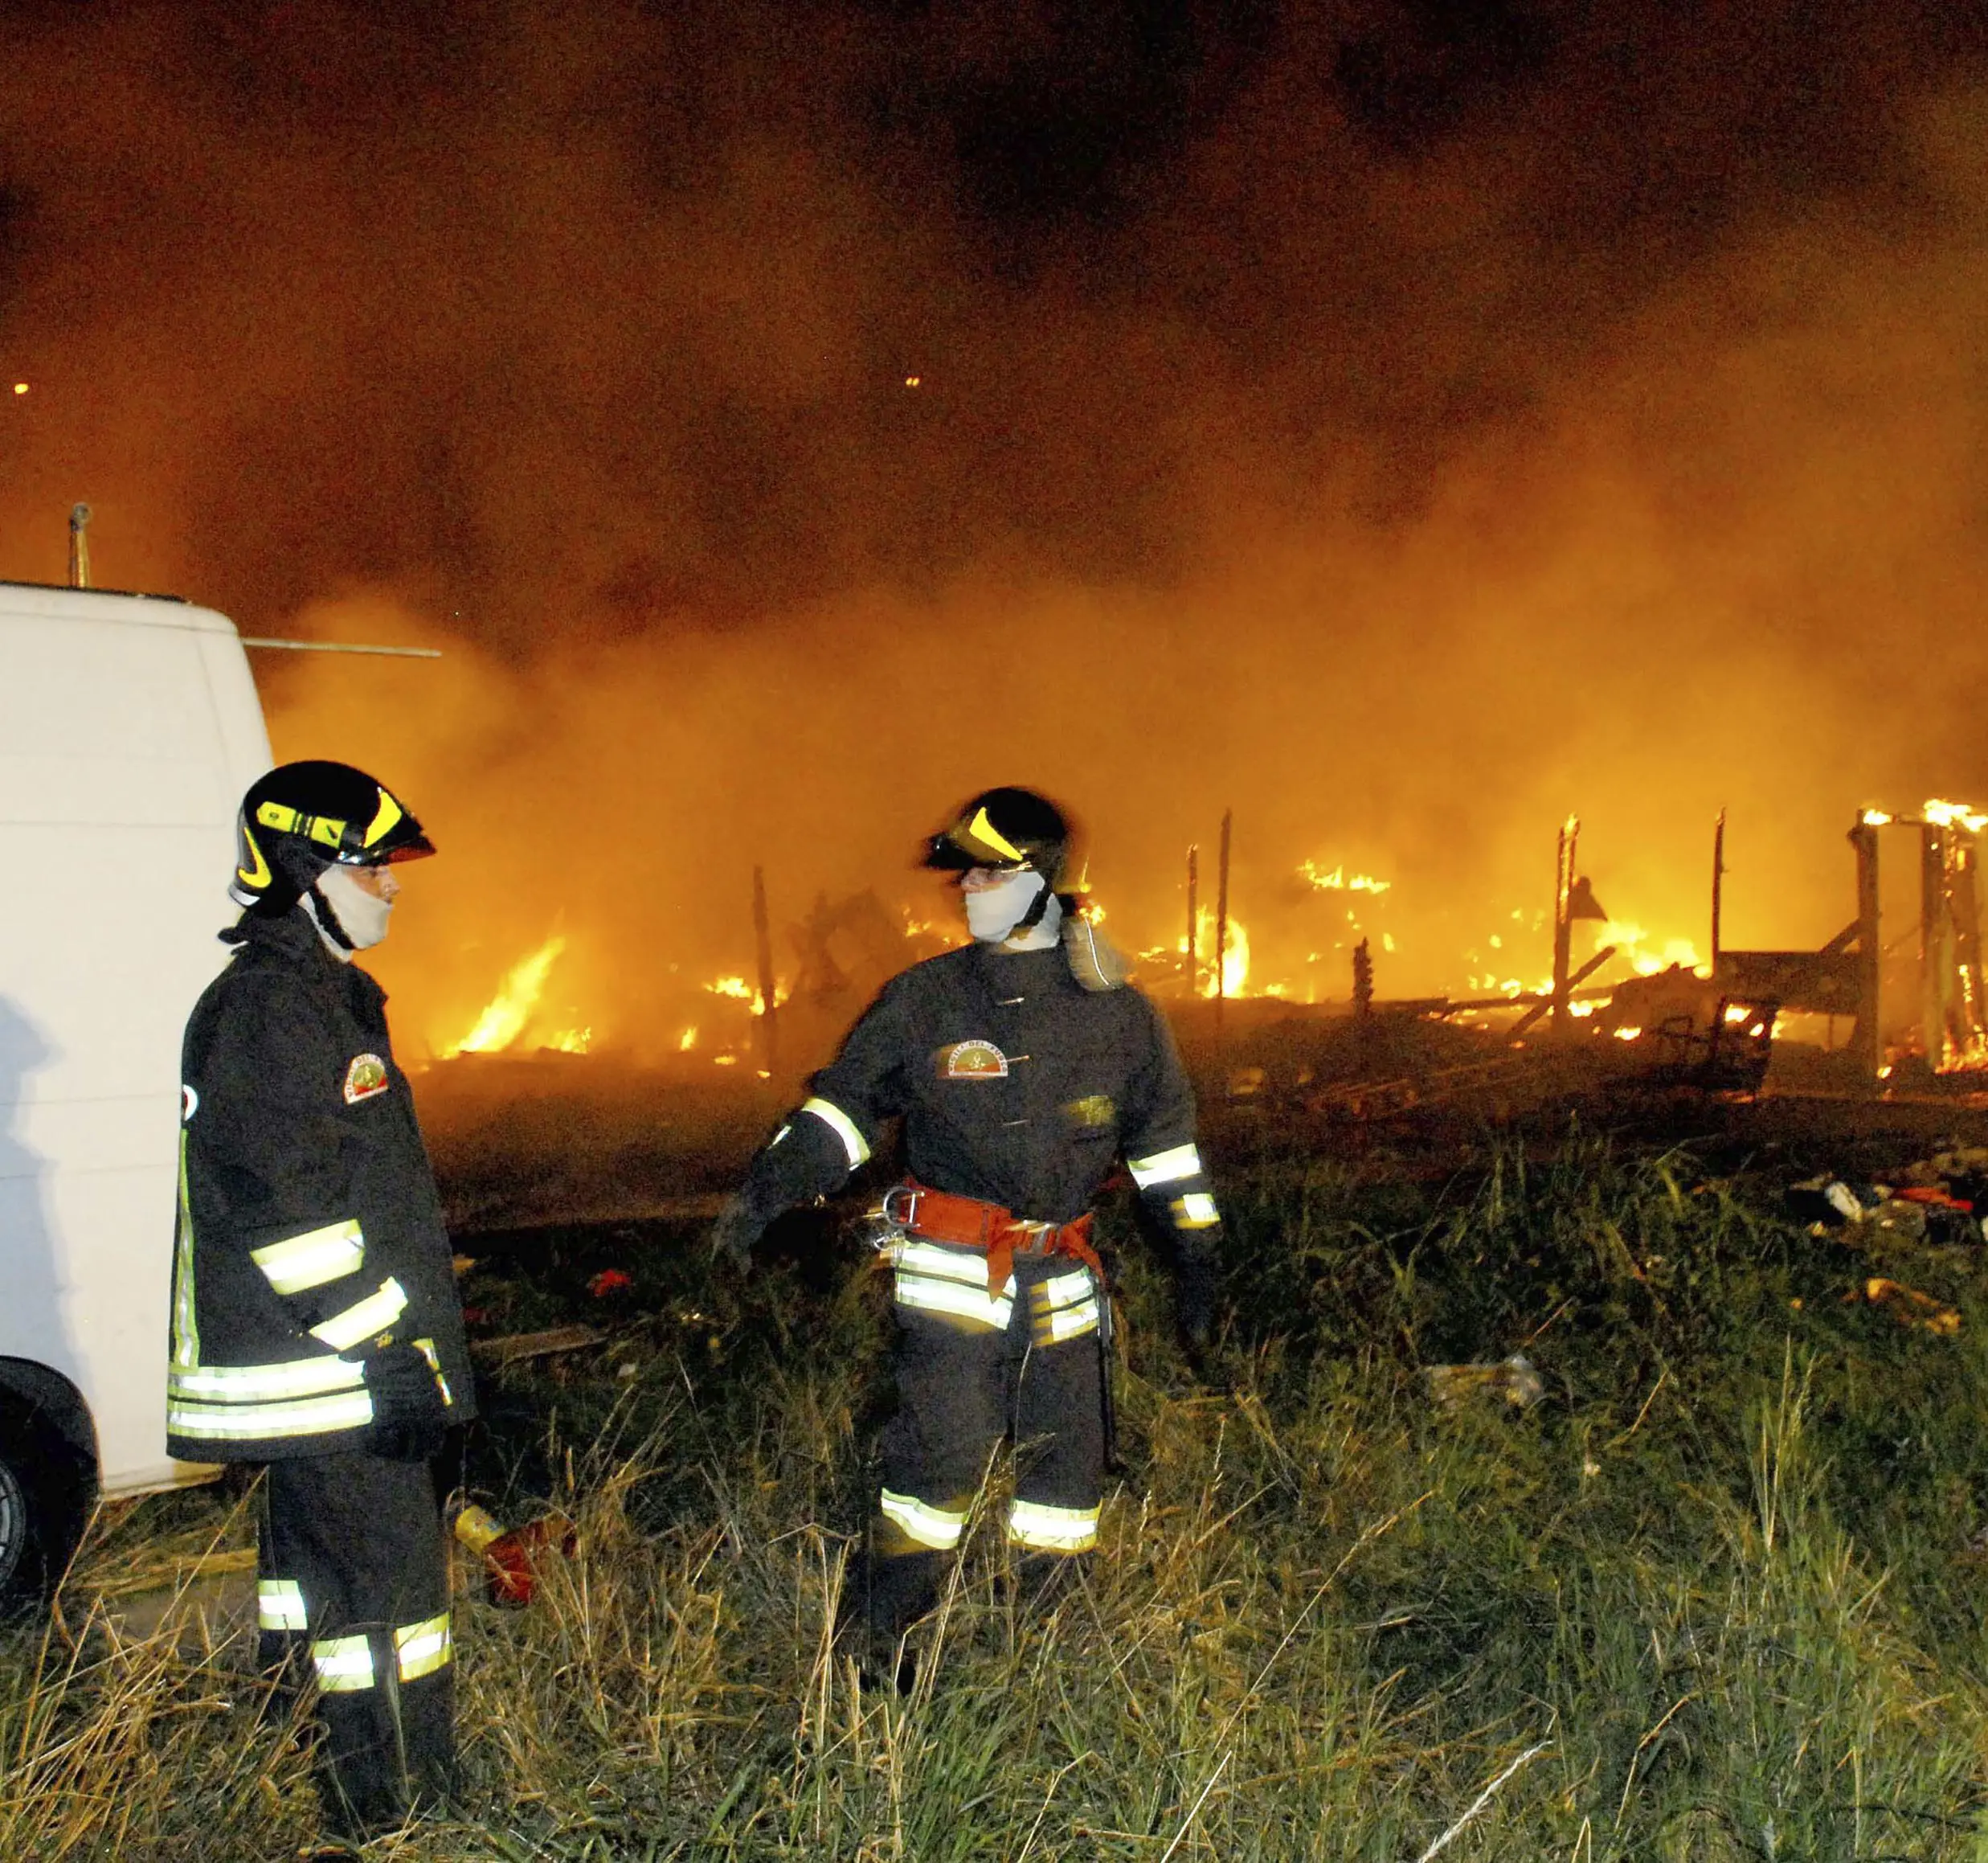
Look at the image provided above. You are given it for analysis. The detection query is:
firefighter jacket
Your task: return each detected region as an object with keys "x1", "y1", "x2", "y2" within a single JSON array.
[
  {"x1": 166, "y1": 908, "x2": 474, "y2": 1462},
  {"x1": 738, "y1": 941, "x2": 1222, "y2": 1263}
]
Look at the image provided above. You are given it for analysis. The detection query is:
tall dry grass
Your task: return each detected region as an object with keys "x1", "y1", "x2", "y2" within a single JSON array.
[{"x1": 2, "y1": 1130, "x2": 1984, "y2": 1859}]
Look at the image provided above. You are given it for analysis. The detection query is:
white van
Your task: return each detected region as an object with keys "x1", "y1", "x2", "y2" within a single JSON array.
[{"x1": 0, "y1": 583, "x2": 270, "y2": 1599}]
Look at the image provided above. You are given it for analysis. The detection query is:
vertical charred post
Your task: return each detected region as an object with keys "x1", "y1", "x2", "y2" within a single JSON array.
[
  {"x1": 1185, "y1": 844, "x2": 1199, "y2": 1001},
  {"x1": 1849, "y1": 818, "x2": 1881, "y2": 1083},
  {"x1": 751, "y1": 865, "x2": 780, "y2": 1082},
  {"x1": 1214, "y1": 809, "x2": 1231, "y2": 1046}
]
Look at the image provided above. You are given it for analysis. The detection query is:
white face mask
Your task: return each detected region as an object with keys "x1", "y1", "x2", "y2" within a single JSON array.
[
  {"x1": 963, "y1": 869, "x2": 1049, "y2": 944},
  {"x1": 313, "y1": 863, "x2": 394, "y2": 953}
]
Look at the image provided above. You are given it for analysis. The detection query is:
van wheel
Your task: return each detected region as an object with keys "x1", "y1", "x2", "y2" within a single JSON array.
[{"x1": 0, "y1": 1407, "x2": 90, "y2": 1611}]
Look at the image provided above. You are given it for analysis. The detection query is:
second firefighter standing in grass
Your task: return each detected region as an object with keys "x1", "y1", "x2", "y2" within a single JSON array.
[{"x1": 713, "y1": 787, "x2": 1222, "y2": 1659}]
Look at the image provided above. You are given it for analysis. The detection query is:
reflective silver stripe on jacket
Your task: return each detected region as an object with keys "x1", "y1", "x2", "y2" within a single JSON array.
[
  {"x1": 169, "y1": 1352, "x2": 371, "y2": 1441},
  {"x1": 889, "y1": 1239, "x2": 1014, "y2": 1331},
  {"x1": 1127, "y1": 1142, "x2": 1202, "y2": 1189},
  {"x1": 251, "y1": 1218, "x2": 366, "y2": 1295},
  {"x1": 309, "y1": 1275, "x2": 408, "y2": 1352},
  {"x1": 800, "y1": 1096, "x2": 871, "y2": 1169},
  {"x1": 169, "y1": 1388, "x2": 374, "y2": 1440},
  {"x1": 1171, "y1": 1191, "x2": 1220, "y2": 1229}
]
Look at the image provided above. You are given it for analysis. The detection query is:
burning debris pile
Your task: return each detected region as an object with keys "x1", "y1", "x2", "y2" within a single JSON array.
[{"x1": 410, "y1": 796, "x2": 1988, "y2": 1124}]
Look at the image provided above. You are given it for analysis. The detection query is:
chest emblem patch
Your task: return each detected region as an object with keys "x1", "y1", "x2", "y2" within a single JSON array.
[
  {"x1": 343, "y1": 1054, "x2": 391, "y2": 1104},
  {"x1": 1063, "y1": 1093, "x2": 1115, "y2": 1130},
  {"x1": 938, "y1": 1038, "x2": 1009, "y2": 1079}
]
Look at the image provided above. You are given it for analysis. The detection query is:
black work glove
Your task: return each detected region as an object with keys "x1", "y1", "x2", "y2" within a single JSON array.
[
  {"x1": 708, "y1": 1194, "x2": 765, "y2": 1275},
  {"x1": 1174, "y1": 1255, "x2": 1219, "y2": 1361},
  {"x1": 358, "y1": 1342, "x2": 448, "y2": 1463}
]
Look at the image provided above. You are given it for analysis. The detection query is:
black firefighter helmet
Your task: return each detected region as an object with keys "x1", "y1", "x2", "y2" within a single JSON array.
[
  {"x1": 231, "y1": 760, "x2": 436, "y2": 912},
  {"x1": 922, "y1": 786, "x2": 1073, "y2": 889}
]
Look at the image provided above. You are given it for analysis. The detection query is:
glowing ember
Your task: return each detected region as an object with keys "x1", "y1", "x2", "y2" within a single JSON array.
[
  {"x1": 453, "y1": 936, "x2": 567, "y2": 1054},
  {"x1": 1861, "y1": 809, "x2": 1893, "y2": 827},
  {"x1": 1614, "y1": 1025, "x2": 1642, "y2": 1041},
  {"x1": 1298, "y1": 860, "x2": 1391, "y2": 894},
  {"x1": 679, "y1": 1026, "x2": 699, "y2": 1051},
  {"x1": 549, "y1": 1027, "x2": 591, "y2": 1053}
]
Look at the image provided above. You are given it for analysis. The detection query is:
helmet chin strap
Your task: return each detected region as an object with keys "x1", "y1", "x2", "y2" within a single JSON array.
[{"x1": 302, "y1": 882, "x2": 358, "y2": 958}]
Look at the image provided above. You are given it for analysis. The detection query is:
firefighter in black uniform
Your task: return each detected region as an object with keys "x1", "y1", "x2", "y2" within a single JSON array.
[
  {"x1": 713, "y1": 787, "x2": 1221, "y2": 1660},
  {"x1": 166, "y1": 760, "x2": 473, "y2": 1847}
]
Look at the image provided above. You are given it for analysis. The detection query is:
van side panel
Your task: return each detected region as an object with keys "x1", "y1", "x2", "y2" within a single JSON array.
[{"x1": 0, "y1": 599, "x2": 271, "y2": 1495}]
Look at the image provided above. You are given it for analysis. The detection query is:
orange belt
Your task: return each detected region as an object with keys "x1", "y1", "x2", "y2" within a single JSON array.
[{"x1": 882, "y1": 1179, "x2": 1102, "y2": 1296}]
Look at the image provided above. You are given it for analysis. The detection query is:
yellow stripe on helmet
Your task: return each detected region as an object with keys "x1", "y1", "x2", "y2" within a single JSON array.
[
  {"x1": 964, "y1": 806, "x2": 1025, "y2": 862},
  {"x1": 362, "y1": 787, "x2": 404, "y2": 850}
]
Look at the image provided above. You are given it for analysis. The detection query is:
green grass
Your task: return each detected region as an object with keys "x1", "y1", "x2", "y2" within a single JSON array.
[{"x1": 3, "y1": 1125, "x2": 1986, "y2": 1859}]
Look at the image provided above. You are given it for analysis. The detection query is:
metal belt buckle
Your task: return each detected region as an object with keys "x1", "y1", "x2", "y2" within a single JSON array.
[
  {"x1": 1014, "y1": 1220, "x2": 1054, "y2": 1258},
  {"x1": 880, "y1": 1184, "x2": 921, "y2": 1234}
]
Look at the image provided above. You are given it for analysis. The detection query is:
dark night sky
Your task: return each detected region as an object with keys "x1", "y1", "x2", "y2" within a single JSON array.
[{"x1": 4, "y1": 1, "x2": 1987, "y2": 1039}]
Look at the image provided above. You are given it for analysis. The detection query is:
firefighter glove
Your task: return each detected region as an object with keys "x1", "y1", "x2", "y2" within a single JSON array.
[
  {"x1": 1174, "y1": 1254, "x2": 1218, "y2": 1354},
  {"x1": 357, "y1": 1341, "x2": 449, "y2": 1462},
  {"x1": 709, "y1": 1194, "x2": 764, "y2": 1274}
]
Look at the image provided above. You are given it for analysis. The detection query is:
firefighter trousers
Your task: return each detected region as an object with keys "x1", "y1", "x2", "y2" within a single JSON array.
[
  {"x1": 861, "y1": 1242, "x2": 1106, "y2": 1644},
  {"x1": 256, "y1": 1452, "x2": 455, "y2": 1840}
]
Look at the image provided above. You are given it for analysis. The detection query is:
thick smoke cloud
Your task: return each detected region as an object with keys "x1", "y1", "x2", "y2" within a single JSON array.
[{"x1": 2, "y1": 2, "x2": 1986, "y2": 1048}]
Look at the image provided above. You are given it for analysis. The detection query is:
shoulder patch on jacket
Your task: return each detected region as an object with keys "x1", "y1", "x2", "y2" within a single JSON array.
[
  {"x1": 343, "y1": 1054, "x2": 391, "y2": 1103},
  {"x1": 937, "y1": 1038, "x2": 1008, "y2": 1079}
]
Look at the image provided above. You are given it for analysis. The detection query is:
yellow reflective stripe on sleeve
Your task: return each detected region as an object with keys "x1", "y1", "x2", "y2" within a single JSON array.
[
  {"x1": 170, "y1": 1356, "x2": 366, "y2": 1402},
  {"x1": 1008, "y1": 1498, "x2": 1099, "y2": 1552},
  {"x1": 894, "y1": 1272, "x2": 1014, "y2": 1331},
  {"x1": 257, "y1": 1579, "x2": 309, "y2": 1632},
  {"x1": 1128, "y1": 1143, "x2": 1202, "y2": 1188},
  {"x1": 879, "y1": 1488, "x2": 967, "y2": 1550},
  {"x1": 1171, "y1": 1192, "x2": 1221, "y2": 1229},
  {"x1": 251, "y1": 1219, "x2": 366, "y2": 1295},
  {"x1": 800, "y1": 1097, "x2": 871, "y2": 1168},
  {"x1": 169, "y1": 1389, "x2": 374, "y2": 1439},
  {"x1": 310, "y1": 1633, "x2": 375, "y2": 1692},
  {"x1": 394, "y1": 1612, "x2": 452, "y2": 1681},
  {"x1": 309, "y1": 1276, "x2": 408, "y2": 1352},
  {"x1": 413, "y1": 1338, "x2": 452, "y2": 1407},
  {"x1": 170, "y1": 1131, "x2": 201, "y2": 1370}
]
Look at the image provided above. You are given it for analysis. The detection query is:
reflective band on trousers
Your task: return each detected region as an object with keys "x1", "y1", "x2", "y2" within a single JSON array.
[
  {"x1": 880, "y1": 1488, "x2": 967, "y2": 1550},
  {"x1": 258, "y1": 1578, "x2": 309, "y2": 1632},
  {"x1": 1172, "y1": 1191, "x2": 1220, "y2": 1229},
  {"x1": 311, "y1": 1634, "x2": 375, "y2": 1692},
  {"x1": 251, "y1": 1218, "x2": 366, "y2": 1295},
  {"x1": 801, "y1": 1096, "x2": 871, "y2": 1169},
  {"x1": 309, "y1": 1275, "x2": 409, "y2": 1352},
  {"x1": 1029, "y1": 1267, "x2": 1100, "y2": 1343},
  {"x1": 1008, "y1": 1499, "x2": 1100, "y2": 1553},
  {"x1": 1128, "y1": 1143, "x2": 1202, "y2": 1189},
  {"x1": 395, "y1": 1612, "x2": 452, "y2": 1681}
]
